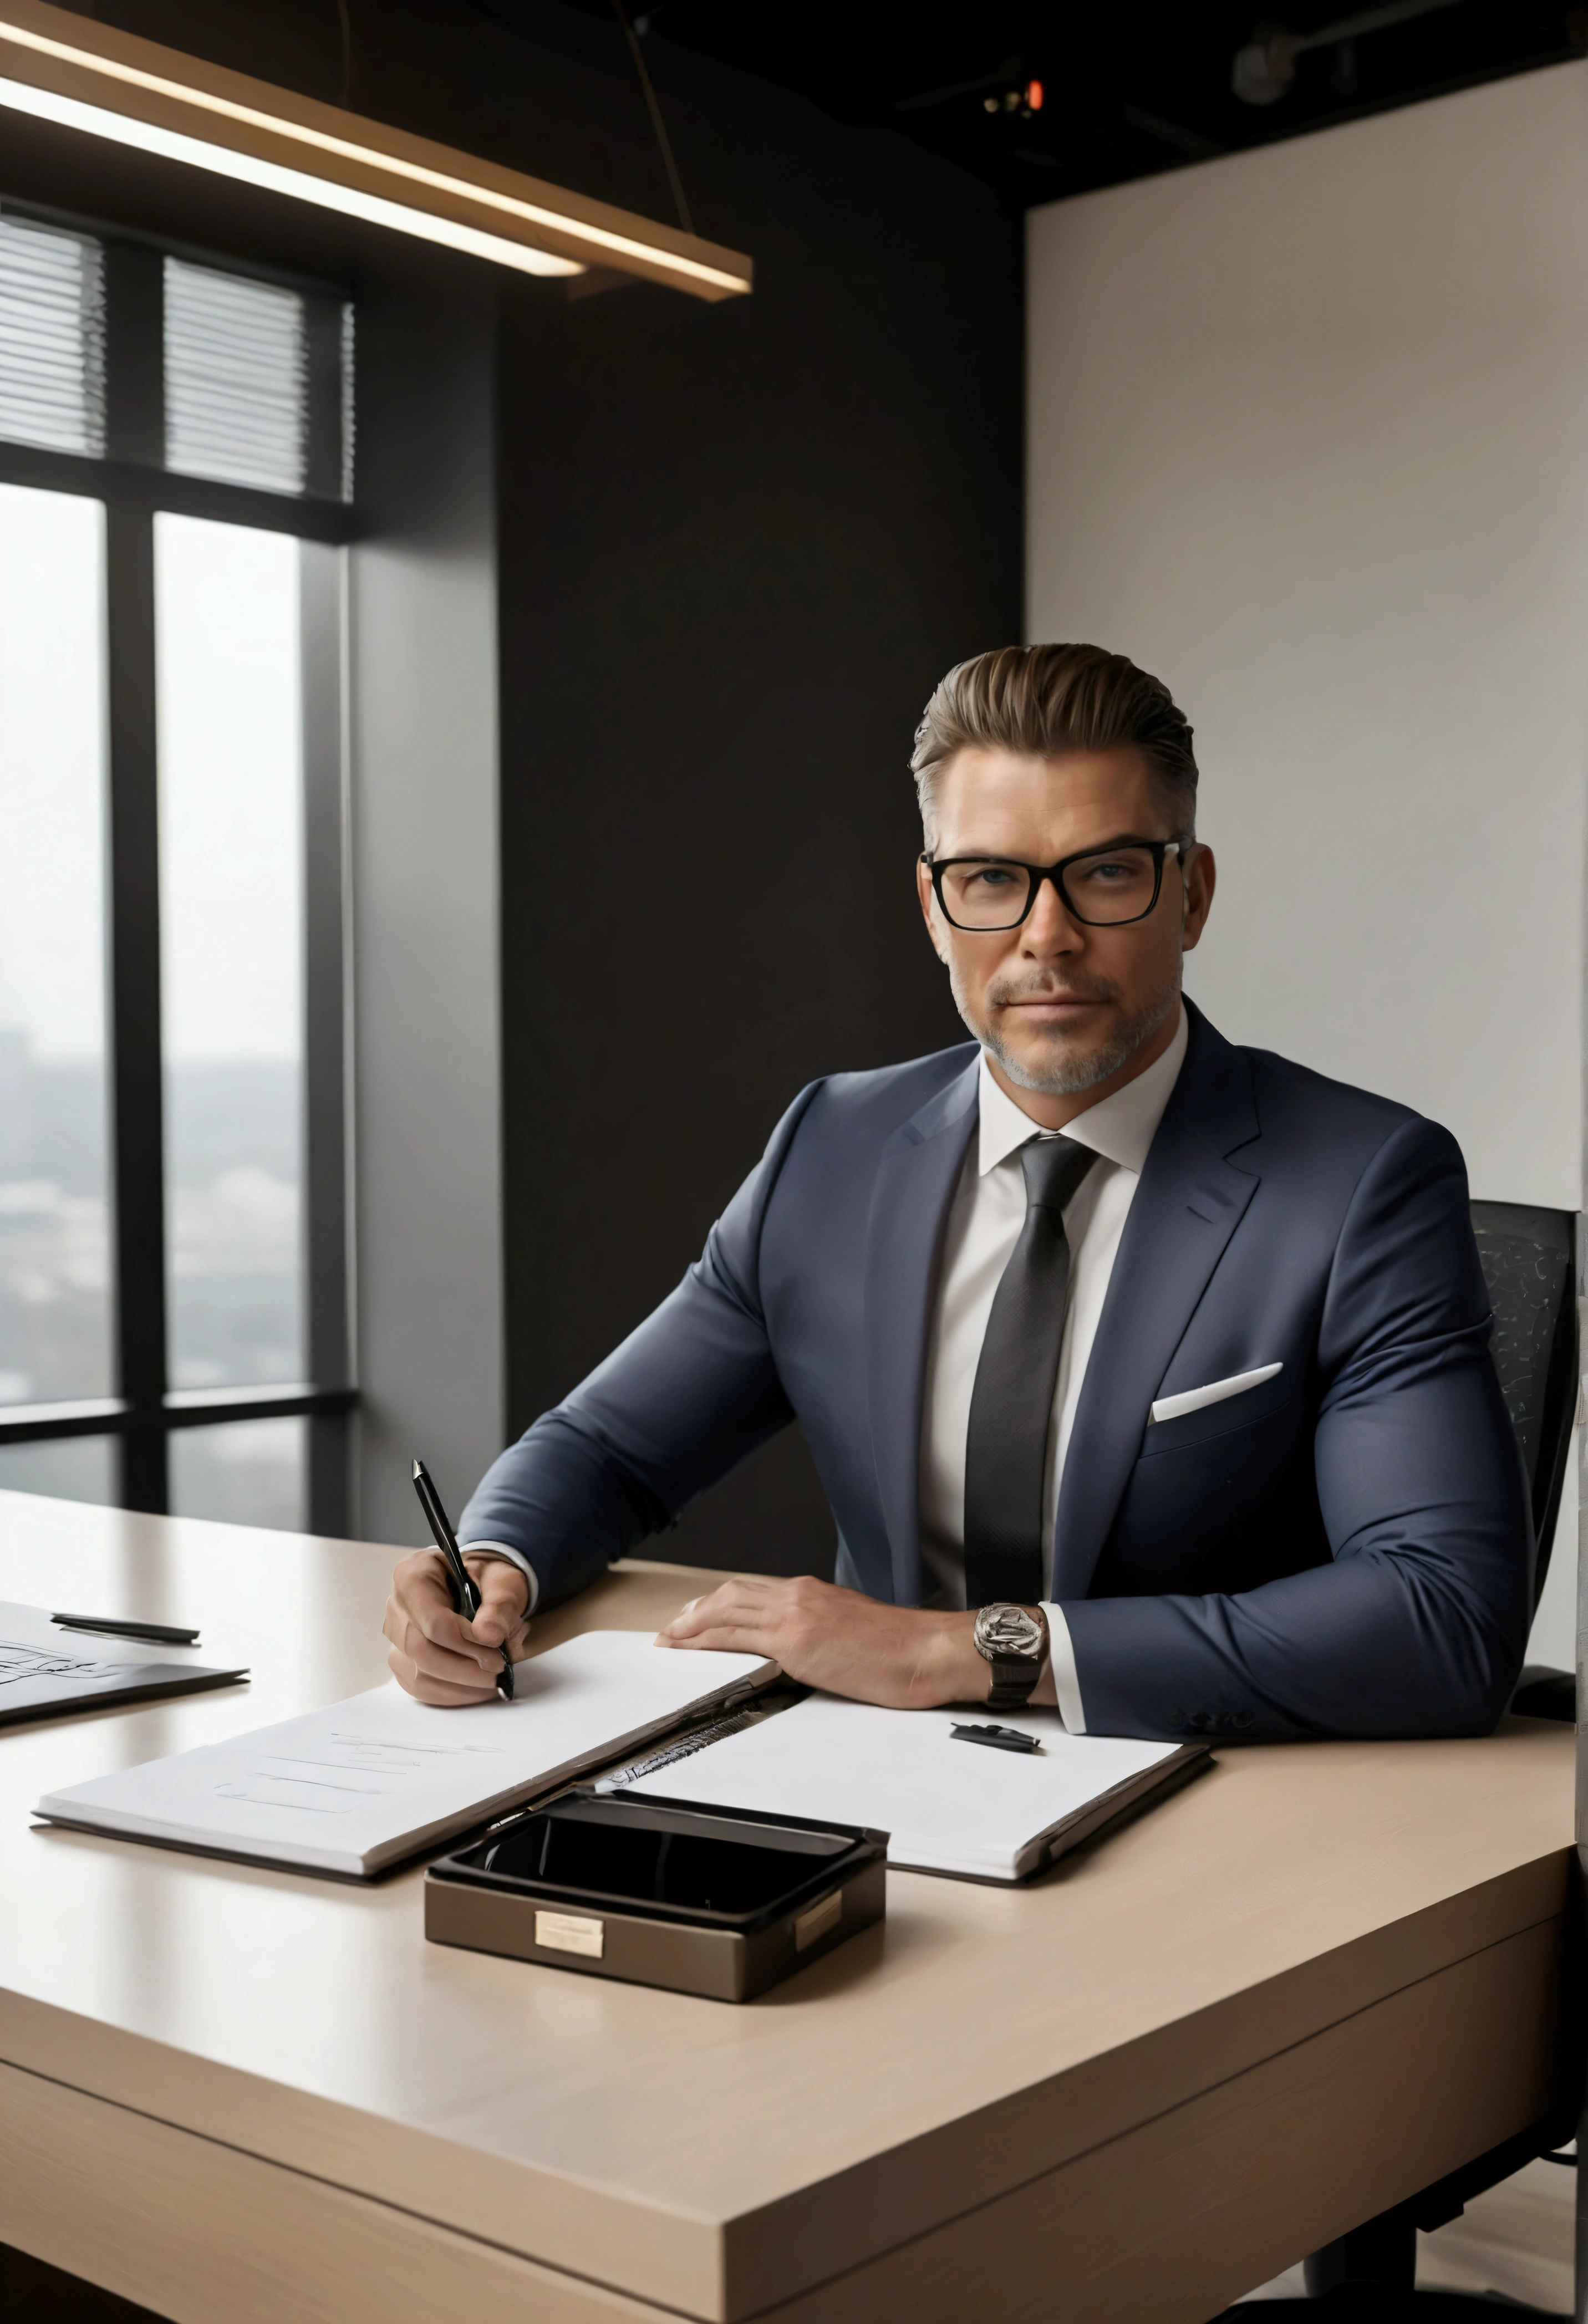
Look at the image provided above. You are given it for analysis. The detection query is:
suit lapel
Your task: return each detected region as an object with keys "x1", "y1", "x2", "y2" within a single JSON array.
[
  {"x1": 864, "y1": 1055, "x2": 980, "y2": 1606},
  {"x1": 1052, "y1": 1006, "x2": 1263, "y2": 1600}
]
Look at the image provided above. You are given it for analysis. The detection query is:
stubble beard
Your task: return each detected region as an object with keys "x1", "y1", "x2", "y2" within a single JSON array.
[{"x1": 950, "y1": 959, "x2": 1182, "y2": 1096}]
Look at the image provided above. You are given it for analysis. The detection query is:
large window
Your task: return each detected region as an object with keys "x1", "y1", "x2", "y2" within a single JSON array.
[{"x1": 0, "y1": 207, "x2": 354, "y2": 1531}]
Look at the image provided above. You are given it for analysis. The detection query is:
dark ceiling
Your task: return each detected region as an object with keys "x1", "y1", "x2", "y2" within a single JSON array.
[{"x1": 513, "y1": 0, "x2": 1587, "y2": 210}]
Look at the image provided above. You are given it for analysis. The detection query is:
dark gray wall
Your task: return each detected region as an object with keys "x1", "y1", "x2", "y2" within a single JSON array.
[
  {"x1": 489, "y1": 17, "x2": 1022, "y2": 1574},
  {"x1": 348, "y1": 285, "x2": 506, "y2": 1550}
]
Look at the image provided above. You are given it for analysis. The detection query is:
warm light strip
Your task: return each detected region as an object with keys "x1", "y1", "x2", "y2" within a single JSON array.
[
  {"x1": 0, "y1": 13, "x2": 751, "y2": 297},
  {"x1": 0, "y1": 73, "x2": 582, "y2": 277}
]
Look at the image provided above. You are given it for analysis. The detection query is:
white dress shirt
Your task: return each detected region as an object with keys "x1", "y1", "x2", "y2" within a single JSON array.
[
  {"x1": 471, "y1": 1012, "x2": 1189, "y2": 1729},
  {"x1": 917, "y1": 1011, "x2": 1188, "y2": 1729}
]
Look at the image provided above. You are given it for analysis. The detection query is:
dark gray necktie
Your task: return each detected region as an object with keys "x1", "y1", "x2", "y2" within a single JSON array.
[{"x1": 963, "y1": 1135, "x2": 1099, "y2": 1609}]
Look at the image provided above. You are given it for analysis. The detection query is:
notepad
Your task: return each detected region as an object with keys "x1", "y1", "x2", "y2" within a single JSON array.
[
  {"x1": 0, "y1": 1599, "x2": 247, "y2": 1727},
  {"x1": 34, "y1": 1632, "x2": 777, "y2": 1879},
  {"x1": 625, "y1": 1694, "x2": 1207, "y2": 1882}
]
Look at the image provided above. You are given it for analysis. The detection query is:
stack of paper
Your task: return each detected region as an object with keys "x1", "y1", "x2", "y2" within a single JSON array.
[
  {"x1": 34, "y1": 1632, "x2": 775, "y2": 1878},
  {"x1": 627, "y1": 1694, "x2": 1202, "y2": 1880}
]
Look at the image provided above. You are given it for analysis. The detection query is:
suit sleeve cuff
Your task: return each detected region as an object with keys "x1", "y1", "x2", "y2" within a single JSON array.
[
  {"x1": 460, "y1": 1541, "x2": 540, "y2": 1614},
  {"x1": 1041, "y1": 1602, "x2": 1086, "y2": 1732}
]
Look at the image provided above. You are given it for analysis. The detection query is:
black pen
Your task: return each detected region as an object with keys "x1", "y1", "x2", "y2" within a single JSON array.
[
  {"x1": 52, "y1": 1613, "x2": 200, "y2": 1647},
  {"x1": 411, "y1": 1458, "x2": 515, "y2": 1701}
]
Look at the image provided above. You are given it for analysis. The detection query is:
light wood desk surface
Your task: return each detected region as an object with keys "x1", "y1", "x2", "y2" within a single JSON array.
[{"x1": 0, "y1": 1491, "x2": 1574, "y2": 2324}]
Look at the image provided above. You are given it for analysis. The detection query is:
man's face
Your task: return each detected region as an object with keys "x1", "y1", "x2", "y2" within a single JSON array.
[{"x1": 916, "y1": 745, "x2": 1215, "y2": 1099}]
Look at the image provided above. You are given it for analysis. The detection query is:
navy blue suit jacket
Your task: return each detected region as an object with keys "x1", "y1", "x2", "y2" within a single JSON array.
[{"x1": 461, "y1": 1002, "x2": 1532, "y2": 1740}]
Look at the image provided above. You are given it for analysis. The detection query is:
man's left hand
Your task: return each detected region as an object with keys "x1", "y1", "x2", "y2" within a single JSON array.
[{"x1": 656, "y1": 1574, "x2": 989, "y2": 1709}]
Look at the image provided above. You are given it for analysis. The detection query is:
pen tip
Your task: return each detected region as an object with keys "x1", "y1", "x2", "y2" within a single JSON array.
[{"x1": 411, "y1": 1459, "x2": 422, "y2": 1479}]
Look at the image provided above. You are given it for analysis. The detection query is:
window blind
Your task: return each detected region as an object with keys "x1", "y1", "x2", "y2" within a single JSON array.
[
  {"x1": 164, "y1": 258, "x2": 308, "y2": 494},
  {"x1": 0, "y1": 213, "x2": 106, "y2": 457}
]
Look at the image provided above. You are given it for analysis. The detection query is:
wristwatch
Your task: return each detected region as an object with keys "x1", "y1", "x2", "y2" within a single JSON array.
[{"x1": 973, "y1": 1603, "x2": 1050, "y2": 1711}]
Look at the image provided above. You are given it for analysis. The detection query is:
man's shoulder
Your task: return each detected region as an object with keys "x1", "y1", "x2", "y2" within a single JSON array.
[
  {"x1": 1177, "y1": 1004, "x2": 1460, "y2": 1191},
  {"x1": 1224, "y1": 1027, "x2": 1454, "y2": 1169},
  {"x1": 1246, "y1": 1042, "x2": 1418, "y2": 1123},
  {"x1": 792, "y1": 1041, "x2": 980, "y2": 1145}
]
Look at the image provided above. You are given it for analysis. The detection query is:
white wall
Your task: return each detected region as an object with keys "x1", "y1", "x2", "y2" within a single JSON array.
[
  {"x1": 348, "y1": 288, "x2": 504, "y2": 1550},
  {"x1": 1027, "y1": 64, "x2": 1588, "y2": 1666}
]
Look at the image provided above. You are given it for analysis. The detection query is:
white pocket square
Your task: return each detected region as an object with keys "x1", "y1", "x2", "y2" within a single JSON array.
[{"x1": 1151, "y1": 1363, "x2": 1283, "y2": 1425}]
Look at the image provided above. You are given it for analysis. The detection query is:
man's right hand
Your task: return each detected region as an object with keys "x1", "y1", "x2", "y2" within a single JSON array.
[{"x1": 384, "y1": 1550, "x2": 532, "y2": 1705}]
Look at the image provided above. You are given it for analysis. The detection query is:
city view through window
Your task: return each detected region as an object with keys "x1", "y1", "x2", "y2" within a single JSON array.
[
  {"x1": 0, "y1": 482, "x2": 113, "y2": 1503},
  {"x1": 0, "y1": 219, "x2": 351, "y2": 1530},
  {"x1": 159, "y1": 514, "x2": 307, "y2": 1528},
  {"x1": 0, "y1": 487, "x2": 311, "y2": 1523}
]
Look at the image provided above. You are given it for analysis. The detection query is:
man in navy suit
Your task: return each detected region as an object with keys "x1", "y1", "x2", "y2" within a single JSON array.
[{"x1": 385, "y1": 644, "x2": 1530, "y2": 1739}]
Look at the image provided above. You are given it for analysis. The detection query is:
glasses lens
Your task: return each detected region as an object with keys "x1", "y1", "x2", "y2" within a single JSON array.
[
  {"x1": 937, "y1": 861, "x2": 1034, "y2": 929},
  {"x1": 1060, "y1": 846, "x2": 1162, "y2": 925}
]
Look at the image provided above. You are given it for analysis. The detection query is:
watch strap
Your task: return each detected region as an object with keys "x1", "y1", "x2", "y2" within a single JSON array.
[{"x1": 986, "y1": 1657, "x2": 1041, "y2": 1711}]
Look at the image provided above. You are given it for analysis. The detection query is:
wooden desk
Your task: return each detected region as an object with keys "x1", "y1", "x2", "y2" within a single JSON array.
[{"x1": 0, "y1": 1491, "x2": 1573, "y2": 2324}]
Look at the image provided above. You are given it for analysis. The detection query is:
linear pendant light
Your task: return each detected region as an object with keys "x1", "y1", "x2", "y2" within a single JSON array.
[{"x1": 0, "y1": 0, "x2": 752, "y2": 301}]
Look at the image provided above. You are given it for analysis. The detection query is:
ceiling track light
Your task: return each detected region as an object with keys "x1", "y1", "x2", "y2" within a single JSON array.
[
  {"x1": 0, "y1": 0, "x2": 752, "y2": 300},
  {"x1": 1233, "y1": 0, "x2": 1463, "y2": 106}
]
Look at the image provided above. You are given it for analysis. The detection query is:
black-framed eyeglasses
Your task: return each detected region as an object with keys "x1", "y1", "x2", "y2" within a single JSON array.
[{"x1": 922, "y1": 839, "x2": 1185, "y2": 932}]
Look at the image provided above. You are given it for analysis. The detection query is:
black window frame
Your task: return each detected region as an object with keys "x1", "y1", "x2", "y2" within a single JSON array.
[{"x1": 0, "y1": 203, "x2": 358, "y2": 1534}]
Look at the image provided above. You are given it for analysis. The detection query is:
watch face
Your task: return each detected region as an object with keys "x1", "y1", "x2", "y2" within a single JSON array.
[{"x1": 975, "y1": 1603, "x2": 1044, "y2": 1662}]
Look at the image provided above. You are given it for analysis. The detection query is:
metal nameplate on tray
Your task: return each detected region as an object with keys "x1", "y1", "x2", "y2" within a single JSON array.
[
  {"x1": 794, "y1": 1889, "x2": 842, "y2": 1950},
  {"x1": 535, "y1": 1909, "x2": 604, "y2": 1958}
]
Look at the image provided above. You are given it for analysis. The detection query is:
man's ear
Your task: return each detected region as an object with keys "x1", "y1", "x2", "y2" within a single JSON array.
[{"x1": 1180, "y1": 843, "x2": 1217, "y2": 952}]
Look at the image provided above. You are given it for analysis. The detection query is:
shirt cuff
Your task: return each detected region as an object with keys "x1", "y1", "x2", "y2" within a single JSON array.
[
  {"x1": 460, "y1": 1541, "x2": 540, "y2": 1614},
  {"x1": 1041, "y1": 1602, "x2": 1086, "y2": 1732}
]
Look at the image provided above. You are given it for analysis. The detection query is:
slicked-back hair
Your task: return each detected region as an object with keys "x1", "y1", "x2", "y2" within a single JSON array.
[{"x1": 912, "y1": 644, "x2": 1198, "y2": 848}]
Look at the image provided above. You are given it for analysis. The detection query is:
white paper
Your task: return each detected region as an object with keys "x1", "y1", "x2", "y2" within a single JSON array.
[
  {"x1": 627, "y1": 1694, "x2": 1181, "y2": 1879},
  {"x1": 35, "y1": 1631, "x2": 775, "y2": 1877}
]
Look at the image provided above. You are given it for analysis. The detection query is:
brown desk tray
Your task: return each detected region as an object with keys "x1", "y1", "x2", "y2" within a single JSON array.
[{"x1": 425, "y1": 1825, "x2": 886, "y2": 2002}]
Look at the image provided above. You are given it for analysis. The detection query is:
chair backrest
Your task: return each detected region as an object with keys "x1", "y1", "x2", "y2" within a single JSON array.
[{"x1": 1470, "y1": 1201, "x2": 1577, "y2": 1611}]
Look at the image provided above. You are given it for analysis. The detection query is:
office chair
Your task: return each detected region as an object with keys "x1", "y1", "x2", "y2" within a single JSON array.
[
  {"x1": 1478, "y1": 1203, "x2": 1578, "y2": 1726},
  {"x1": 1222, "y1": 1201, "x2": 1580, "y2": 2320}
]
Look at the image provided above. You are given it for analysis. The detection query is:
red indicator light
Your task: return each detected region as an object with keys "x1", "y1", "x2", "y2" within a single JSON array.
[{"x1": 1027, "y1": 78, "x2": 1044, "y2": 111}]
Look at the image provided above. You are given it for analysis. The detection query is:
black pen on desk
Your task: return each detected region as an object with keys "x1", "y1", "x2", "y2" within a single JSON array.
[
  {"x1": 411, "y1": 1458, "x2": 515, "y2": 1701},
  {"x1": 51, "y1": 1613, "x2": 201, "y2": 1647}
]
